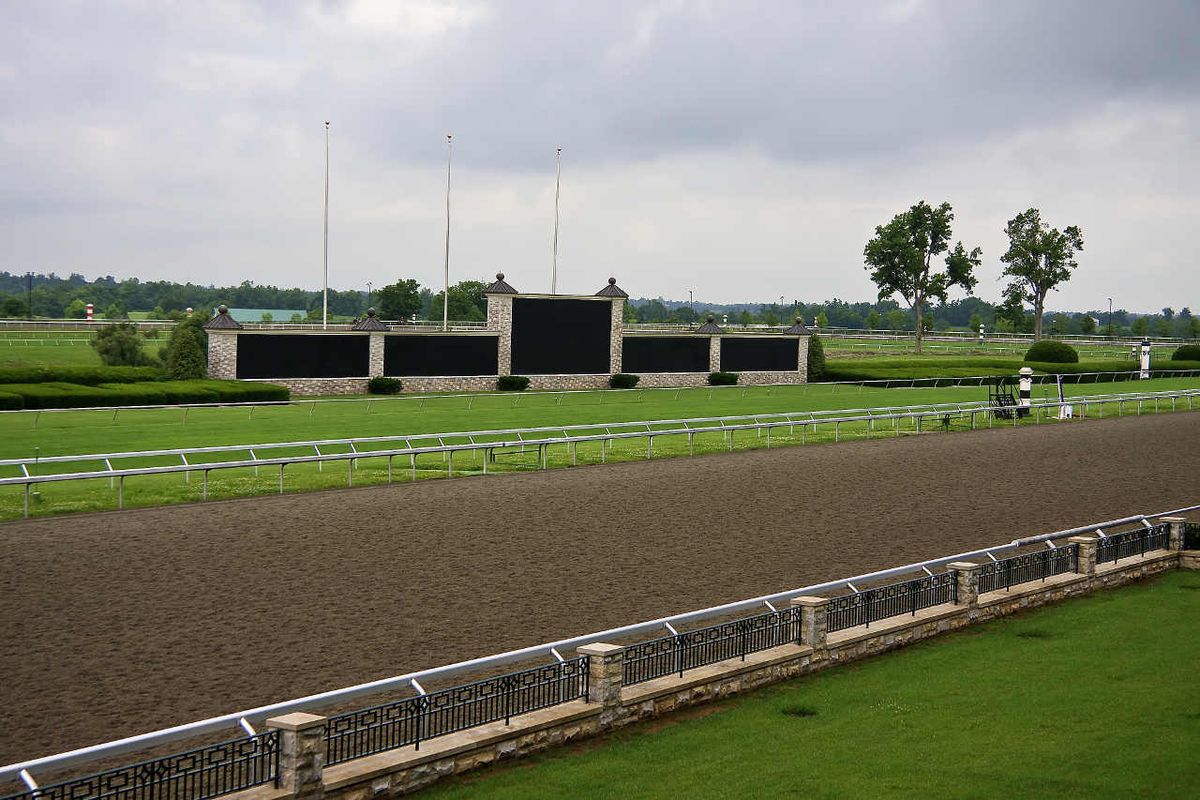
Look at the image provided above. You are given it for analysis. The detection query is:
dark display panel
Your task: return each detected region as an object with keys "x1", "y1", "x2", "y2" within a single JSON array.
[
  {"x1": 510, "y1": 298, "x2": 611, "y2": 375},
  {"x1": 622, "y1": 336, "x2": 710, "y2": 373},
  {"x1": 236, "y1": 334, "x2": 370, "y2": 379},
  {"x1": 384, "y1": 335, "x2": 499, "y2": 376},
  {"x1": 720, "y1": 337, "x2": 799, "y2": 372}
]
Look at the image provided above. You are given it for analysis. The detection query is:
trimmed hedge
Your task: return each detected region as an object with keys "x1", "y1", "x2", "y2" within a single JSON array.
[
  {"x1": 368, "y1": 377, "x2": 403, "y2": 395},
  {"x1": 1171, "y1": 344, "x2": 1200, "y2": 361},
  {"x1": 807, "y1": 334, "x2": 825, "y2": 381},
  {"x1": 1024, "y1": 340, "x2": 1079, "y2": 364},
  {"x1": 609, "y1": 373, "x2": 640, "y2": 389},
  {"x1": 0, "y1": 366, "x2": 165, "y2": 385},
  {"x1": 0, "y1": 391, "x2": 22, "y2": 410},
  {"x1": 708, "y1": 371, "x2": 739, "y2": 385},
  {"x1": 0, "y1": 380, "x2": 289, "y2": 410},
  {"x1": 498, "y1": 375, "x2": 530, "y2": 391}
]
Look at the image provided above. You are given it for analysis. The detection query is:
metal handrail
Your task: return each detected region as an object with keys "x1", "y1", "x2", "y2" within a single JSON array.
[
  {"x1": 3, "y1": 387, "x2": 1196, "y2": 476},
  {"x1": 1, "y1": 502, "x2": 1194, "y2": 785}
]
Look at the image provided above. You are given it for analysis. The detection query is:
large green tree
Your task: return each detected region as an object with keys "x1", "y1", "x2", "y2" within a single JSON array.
[
  {"x1": 863, "y1": 200, "x2": 981, "y2": 353},
  {"x1": 376, "y1": 278, "x2": 422, "y2": 321},
  {"x1": 428, "y1": 280, "x2": 487, "y2": 323},
  {"x1": 91, "y1": 322, "x2": 155, "y2": 366},
  {"x1": 1000, "y1": 208, "x2": 1084, "y2": 340},
  {"x1": 161, "y1": 316, "x2": 208, "y2": 379}
]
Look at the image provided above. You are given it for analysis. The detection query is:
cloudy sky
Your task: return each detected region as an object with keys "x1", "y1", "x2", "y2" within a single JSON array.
[{"x1": 2, "y1": 1, "x2": 1198, "y2": 311}]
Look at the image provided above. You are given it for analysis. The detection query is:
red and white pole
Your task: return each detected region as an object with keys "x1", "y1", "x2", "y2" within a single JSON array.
[{"x1": 85, "y1": 303, "x2": 94, "y2": 323}]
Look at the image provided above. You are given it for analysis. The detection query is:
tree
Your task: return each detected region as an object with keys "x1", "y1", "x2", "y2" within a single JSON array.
[
  {"x1": 885, "y1": 309, "x2": 909, "y2": 331},
  {"x1": 260, "y1": 312, "x2": 274, "y2": 322},
  {"x1": 91, "y1": 322, "x2": 154, "y2": 366},
  {"x1": 815, "y1": 311, "x2": 829, "y2": 328},
  {"x1": 376, "y1": 279, "x2": 422, "y2": 321},
  {"x1": 64, "y1": 299, "x2": 87, "y2": 319},
  {"x1": 161, "y1": 316, "x2": 208, "y2": 379},
  {"x1": 968, "y1": 312, "x2": 983, "y2": 333},
  {"x1": 429, "y1": 280, "x2": 487, "y2": 322},
  {"x1": 999, "y1": 208, "x2": 1084, "y2": 340},
  {"x1": 863, "y1": 200, "x2": 981, "y2": 353},
  {"x1": 103, "y1": 302, "x2": 127, "y2": 320},
  {"x1": 1131, "y1": 317, "x2": 1149, "y2": 336},
  {"x1": 1079, "y1": 315, "x2": 1097, "y2": 335},
  {"x1": 865, "y1": 310, "x2": 882, "y2": 330},
  {"x1": 1, "y1": 295, "x2": 26, "y2": 317}
]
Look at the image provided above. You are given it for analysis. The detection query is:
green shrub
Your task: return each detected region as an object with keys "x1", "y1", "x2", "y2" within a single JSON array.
[
  {"x1": 1024, "y1": 340, "x2": 1079, "y2": 363},
  {"x1": 498, "y1": 375, "x2": 530, "y2": 391},
  {"x1": 1171, "y1": 344, "x2": 1200, "y2": 361},
  {"x1": 708, "y1": 371, "x2": 739, "y2": 385},
  {"x1": 807, "y1": 334, "x2": 826, "y2": 381},
  {"x1": 609, "y1": 373, "x2": 640, "y2": 389},
  {"x1": 0, "y1": 366, "x2": 164, "y2": 385},
  {"x1": 0, "y1": 379, "x2": 288, "y2": 409},
  {"x1": 368, "y1": 377, "x2": 403, "y2": 394},
  {"x1": 91, "y1": 322, "x2": 156, "y2": 366},
  {"x1": 2, "y1": 382, "x2": 118, "y2": 409},
  {"x1": 0, "y1": 391, "x2": 22, "y2": 410},
  {"x1": 162, "y1": 316, "x2": 208, "y2": 379}
]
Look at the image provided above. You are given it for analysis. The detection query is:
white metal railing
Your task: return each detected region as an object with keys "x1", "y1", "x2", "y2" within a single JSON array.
[
  {"x1": 0, "y1": 503, "x2": 1194, "y2": 788},
  {"x1": 3, "y1": 388, "x2": 1198, "y2": 518}
]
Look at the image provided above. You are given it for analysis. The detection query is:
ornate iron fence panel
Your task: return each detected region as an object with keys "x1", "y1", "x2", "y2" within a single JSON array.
[
  {"x1": 977, "y1": 545, "x2": 1079, "y2": 594},
  {"x1": 0, "y1": 733, "x2": 279, "y2": 800},
  {"x1": 1095, "y1": 524, "x2": 1170, "y2": 565},
  {"x1": 1184, "y1": 522, "x2": 1200, "y2": 550},
  {"x1": 825, "y1": 573, "x2": 957, "y2": 634},
  {"x1": 324, "y1": 657, "x2": 588, "y2": 766},
  {"x1": 623, "y1": 607, "x2": 803, "y2": 687}
]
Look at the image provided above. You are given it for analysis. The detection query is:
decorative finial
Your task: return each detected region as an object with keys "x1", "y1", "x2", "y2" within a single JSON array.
[
  {"x1": 608, "y1": 277, "x2": 617, "y2": 285},
  {"x1": 796, "y1": 317, "x2": 803, "y2": 324},
  {"x1": 497, "y1": 272, "x2": 505, "y2": 281},
  {"x1": 218, "y1": 305, "x2": 228, "y2": 314},
  {"x1": 707, "y1": 314, "x2": 715, "y2": 322},
  {"x1": 367, "y1": 307, "x2": 377, "y2": 317}
]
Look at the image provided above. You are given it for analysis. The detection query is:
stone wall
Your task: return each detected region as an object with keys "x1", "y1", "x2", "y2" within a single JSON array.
[
  {"x1": 230, "y1": 544, "x2": 1197, "y2": 800},
  {"x1": 486, "y1": 296, "x2": 514, "y2": 377},
  {"x1": 207, "y1": 332, "x2": 238, "y2": 380},
  {"x1": 609, "y1": 300, "x2": 624, "y2": 374}
]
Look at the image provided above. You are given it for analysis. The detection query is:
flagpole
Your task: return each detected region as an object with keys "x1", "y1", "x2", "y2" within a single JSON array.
[
  {"x1": 551, "y1": 146, "x2": 561, "y2": 294},
  {"x1": 322, "y1": 121, "x2": 330, "y2": 330},
  {"x1": 443, "y1": 133, "x2": 452, "y2": 332}
]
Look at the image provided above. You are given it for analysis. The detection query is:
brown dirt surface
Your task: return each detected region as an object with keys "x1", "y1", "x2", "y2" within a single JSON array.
[{"x1": 1, "y1": 413, "x2": 1198, "y2": 768}]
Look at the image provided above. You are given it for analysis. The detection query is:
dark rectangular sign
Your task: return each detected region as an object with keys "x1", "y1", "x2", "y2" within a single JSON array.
[
  {"x1": 510, "y1": 298, "x2": 611, "y2": 375},
  {"x1": 236, "y1": 334, "x2": 370, "y2": 379},
  {"x1": 384, "y1": 335, "x2": 499, "y2": 376},
  {"x1": 621, "y1": 336, "x2": 710, "y2": 373},
  {"x1": 719, "y1": 337, "x2": 799, "y2": 372}
]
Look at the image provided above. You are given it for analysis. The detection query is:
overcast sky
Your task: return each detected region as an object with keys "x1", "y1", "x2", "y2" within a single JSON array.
[{"x1": 2, "y1": 1, "x2": 1198, "y2": 311}]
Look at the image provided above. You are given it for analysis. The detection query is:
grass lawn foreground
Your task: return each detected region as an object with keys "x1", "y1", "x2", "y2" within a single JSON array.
[{"x1": 425, "y1": 571, "x2": 1200, "y2": 799}]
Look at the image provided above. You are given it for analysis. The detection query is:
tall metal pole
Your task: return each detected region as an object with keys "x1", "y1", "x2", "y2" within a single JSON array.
[
  {"x1": 551, "y1": 147, "x2": 562, "y2": 294},
  {"x1": 26, "y1": 272, "x2": 33, "y2": 320},
  {"x1": 322, "y1": 121, "x2": 330, "y2": 330},
  {"x1": 1107, "y1": 298, "x2": 1113, "y2": 334},
  {"x1": 443, "y1": 134, "x2": 452, "y2": 332}
]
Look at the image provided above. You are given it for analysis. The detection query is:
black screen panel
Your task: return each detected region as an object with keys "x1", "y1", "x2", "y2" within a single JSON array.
[
  {"x1": 236, "y1": 334, "x2": 370, "y2": 379},
  {"x1": 510, "y1": 298, "x2": 611, "y2": 375},
  {"x1": 719, "y1": 337, "x2": 799, "y2": 372},
  {"x1": 622, "y1": 336, "x2": 710, "y2": 373},
  {"x1": 384, "y1": 335, "x2": 498, "y2": 376}
]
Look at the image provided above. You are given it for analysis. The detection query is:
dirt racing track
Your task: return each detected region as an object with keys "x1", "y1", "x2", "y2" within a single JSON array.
[{"x1": 1, "y1": 412, "x2": 1198, "y2": 765}]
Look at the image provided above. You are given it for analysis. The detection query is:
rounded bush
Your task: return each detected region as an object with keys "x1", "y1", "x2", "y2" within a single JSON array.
[
  {"x1": 1171, "y1": 344, "x2": 1200, "y2": 361},
  {"x1": 1024, "y1": 340, "x2": 1078, "y2": 364},
  {"x1": 708, "y1": 371, "x2": 739, "y2": 386},
  {"x1": 368, "y1": 377, "x2": 403, "y2": 395},
  {"x1": 807, "y1": 334, "x2": 826, "y2": 381},
  {"x1": 497, "y1": 375, "x2": 530, "y2": 392},
  {"x1": 609, "y1": 373, "x2": 640, "y2": 389}
]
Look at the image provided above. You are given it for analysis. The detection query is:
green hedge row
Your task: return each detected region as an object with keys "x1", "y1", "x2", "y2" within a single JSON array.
[
  {"x1": 0, "y1": 366, "x2": 166, "y2": 385},
  {"x1": 0, "y1": 380, "x2": 289, "y2": 410}
]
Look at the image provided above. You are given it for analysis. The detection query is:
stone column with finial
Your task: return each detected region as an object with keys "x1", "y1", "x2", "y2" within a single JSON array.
[
  {"x1": 697, "y1": 314, "x2": 724, "y2": 373},
  {"x1": 595, "y1": 277, "x2": 629, "y2": 375},
  {"x1": 202, "y1": 304, "x2": 243, "y2": 379},
  {"x1": 350, "y1": 307, "x2": 390, "y2": 378},
  {"x1": 483, "y1": 273, "x2": 518, "y2": 376}
]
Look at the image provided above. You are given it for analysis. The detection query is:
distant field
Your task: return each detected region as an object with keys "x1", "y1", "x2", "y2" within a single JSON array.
[{"x1": 822, "y1": 335, "x2": 1172, "y2": 360}]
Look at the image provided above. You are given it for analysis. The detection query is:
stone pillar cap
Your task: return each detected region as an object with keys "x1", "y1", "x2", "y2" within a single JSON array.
[
  {"x1": 577, "y1": 642, "x2": 626, "y2": 656},
  {"x1": 946, "y1": 561, "x2": 981, "y2": 570},
  {"x1": 790, "y1": 595, "x2": 830, "y2": 607},
  {"x1": 1158, "y1": 516, "x2": 1186, "y2": 522},
  {"x1": 1067, "y1": 535, "x2": 1099, "y2": 544},
  {"x1": 265, "y1": 712, "x2": 327, "y2": 731}
]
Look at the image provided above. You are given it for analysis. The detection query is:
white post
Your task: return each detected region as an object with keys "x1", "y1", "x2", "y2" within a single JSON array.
[
  {"x1": 322, "y1": 121, "x2": 330, "y2": 331},
  {"x1": 443, "y1": 133, "x2": 452, "y2": 332},
  {"x1": 978, "y1": 323, "x2": 984, "y2": 343},
  {"x1": 1018, "y1": 367, "x2": 1033, "y2": 418},
  {"x1": 1140, "y1": 338, "x2": 1151, "y2": 379},
  {"x1": 551, "y1": 146, "x2": 561, "y2": 294}
]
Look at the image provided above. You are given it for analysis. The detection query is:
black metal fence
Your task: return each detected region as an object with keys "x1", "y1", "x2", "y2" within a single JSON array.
[
  {"x1": 1095, "y1": 524, "x2": 1170, "y2": 565},
  {"x1": 0, "y1": 733, "x2": 279, "y2": 800},
  {"x1": 977, "y1": 545, "x2": 1079, "y2": 594},
  {"x1": 825, "y1": 573, "x2": 957, "y2": 634},
  {"x1": 1184, "y1": 522, "x2": 1200, "y2": 550},
  {"x1": 324, "y1": 657, "x2": 589, "y2": 766},
  {"x1": 623, "y1": 607, "x2": 803, "y2": 687}
]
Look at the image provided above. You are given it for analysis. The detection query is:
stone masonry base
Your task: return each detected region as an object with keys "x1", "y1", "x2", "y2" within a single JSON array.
[{"x1": 231, "y1": 548, "x2": 1196, "y2": 800}]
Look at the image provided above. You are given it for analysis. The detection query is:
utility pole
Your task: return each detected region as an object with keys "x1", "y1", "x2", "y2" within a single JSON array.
[
  {"x1": 26, "y1": 272, "x2": 33, "y2": 320},
  {"x1": 443, "y1": 134, "x2": 453, "y2": 331},
  {"x1": 366, "y1": 281, "x2": 373, "y2": 311},
  {"x1": 1107, "y1": 298, "x2": 1113, "y2": 335},
  {"x1": 322, "y1": 121, "x2": 330, "y2": 330},
  {"x1": 551, "y1": 147, "x2": 562, "y2": 294}
]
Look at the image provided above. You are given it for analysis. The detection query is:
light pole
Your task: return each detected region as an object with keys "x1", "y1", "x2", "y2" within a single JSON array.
[
  {"x1": 1107, "y1": 298, "x2": 1113, "y2": 335},
  {"x1": 689, "y1": 289, "x2": 693, "y2": 306},
  {"x1": 551, "y1": 147, "x2": 562, "y2": 294},
  {"x1": 779, "y1": 295, "x2": 784, "y2": 326},
  {"x1": 322, "y1": 121, "x2": 330, "y2": 330},
  {"x1": 366, "y1": 281, "x2": 373, "y2": 312},
  {"x1": 443, "y1": 134, "x2": 452, "y2": 332}
]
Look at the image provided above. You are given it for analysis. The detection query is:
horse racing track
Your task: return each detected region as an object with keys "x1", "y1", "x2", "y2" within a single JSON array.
[{"x1": 1, "y1": 412, "x2": 1197, "y2": 767}]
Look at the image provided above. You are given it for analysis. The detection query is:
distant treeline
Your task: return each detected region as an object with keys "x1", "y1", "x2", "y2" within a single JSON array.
[{"x1": 0, "y1": 271, "x2": 1195, "y2": 338}]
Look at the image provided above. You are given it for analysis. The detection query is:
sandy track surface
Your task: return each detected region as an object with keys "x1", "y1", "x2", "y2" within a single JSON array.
[{"x1": 1, "y1": 413, "x2": 1197, "y2": 765}]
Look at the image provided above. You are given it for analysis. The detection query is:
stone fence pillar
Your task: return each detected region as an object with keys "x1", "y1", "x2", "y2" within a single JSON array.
[
  {"x1": 947, "y1": 562, "x2": 982, "y2": 608},
  {"x1": 368, "y1": 334, "x2": 385, "y2": 378},
  {"x1": 266, "y1": 712, "x2": 327, "y2": 800},
  {"x1": 708, "y1": 336, "x2": 721, "y2": 373},
  {"x1": 1069, "y1": 535, "x2": 1099, "y2": 576},
  {"x1": 1161, "y1": 517, "x2": 1186, "y2": 551},
  {"x1": 577, "y1": 643, "x2": 625, "y2": 724},
  {"x1": 790, "y1": 596, "x2": 829, "y2": 649}
]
